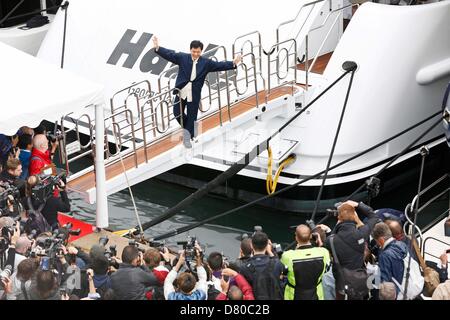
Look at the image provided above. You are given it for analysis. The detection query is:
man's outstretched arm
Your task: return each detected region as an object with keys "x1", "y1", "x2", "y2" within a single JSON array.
[
  {"x1": 208, "y1": 54, "x2": 242, "y2": 72},
  {"x1": 153, "y1": 36, "x2": 181, "y2": 65}
]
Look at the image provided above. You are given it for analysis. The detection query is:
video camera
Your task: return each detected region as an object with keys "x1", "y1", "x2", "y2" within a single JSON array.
[
  {"x1": 30, "y1": 223, "x2": 80, "y2": 261},
  {"x1": 241, "y1": 225, "x2": 264, "y2": 240},
  {"x1": 46, "y1": 130, "x2": 64, "y2": 143},
  {"x1": 0, "y1": 182, "x2": 20, "y2": 214},
  {"x1": 177, "y1": 235, "x2": 199, "y2": 263},
  {"x1": 243, "y1": 226, "x2": 283, "y2": 257},
  {"x1": 0, "y1": 265, "x2": 12, "y2": 289},
  {"x1": 98, "y1": 236, "x2": 119, "y2": 268},
  {"x1": 31, "y1": 171, "x2": 67, "y2": 204},
  {"x1": 149, "y1": 240, "x2": 166, "y2": 252},
  {"x1": 128, "y1": 239, "x2": 145, "y2": 253}
]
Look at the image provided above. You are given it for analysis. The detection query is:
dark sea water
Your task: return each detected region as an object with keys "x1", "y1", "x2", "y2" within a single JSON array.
[{"x1": 69, "y1": 167, "x2": 449, "y2": 259}]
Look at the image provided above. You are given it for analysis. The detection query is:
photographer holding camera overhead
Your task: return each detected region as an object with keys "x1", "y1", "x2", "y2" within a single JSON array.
[{"x1": 164, "y1": 247, "x2": 208, "y2": 300}]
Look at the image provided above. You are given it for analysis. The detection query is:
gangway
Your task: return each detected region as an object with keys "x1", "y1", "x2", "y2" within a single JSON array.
[{"x1": 60, "y1": 0, "x2": 351, "y2": 204}]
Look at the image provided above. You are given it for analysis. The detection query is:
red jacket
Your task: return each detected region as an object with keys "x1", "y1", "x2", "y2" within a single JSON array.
[
  {"x1": 216, "y1": 274, "x2": 255, "y2": 300},
  {"x1": 29, "y1": 148, "x2": 52, "y2": 176}
]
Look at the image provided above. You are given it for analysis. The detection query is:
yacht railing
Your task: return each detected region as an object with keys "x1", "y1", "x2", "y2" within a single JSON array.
[
  {"x1": 422, "y1": 236, "x2": 450, "y2": 261},
  {"x1": 404, "y1": 173, "x2": 450, "y2": 250},
  {"x1": 61, "y1": 0, "x2": 349, "y2": 178}
]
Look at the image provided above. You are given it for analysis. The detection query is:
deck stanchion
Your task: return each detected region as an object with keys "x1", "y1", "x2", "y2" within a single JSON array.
[{"x1": 95, "y1": 103, "x2": 109, "y2": 229}]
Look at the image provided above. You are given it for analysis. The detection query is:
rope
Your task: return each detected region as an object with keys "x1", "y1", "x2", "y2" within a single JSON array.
[
  {"x1": 130, "y1": 67, "x2": 353, "y2": 235},
  {"x1": 110, "y1": 129, "x2": 144, "y2": 236},
  {"x1": 310, "y1": 69, "x2": 356, "y2": 223},
  {"x1": 151, "y1": 111, "x2": 443, "y2": 241},
  {"x1": 344, "y1": 117, "x2": 442, "y2": 203},
  {"x1": 266, "y1": 147, "x2": 296, "y2": 195},
  {"x1": 403, "y1": 147, "x2": 428, "y2": 300}
]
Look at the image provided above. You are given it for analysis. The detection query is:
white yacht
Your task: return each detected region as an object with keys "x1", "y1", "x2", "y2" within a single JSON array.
[{"x1": 1, "y1": 0, "x2": 448, "y2": 266}]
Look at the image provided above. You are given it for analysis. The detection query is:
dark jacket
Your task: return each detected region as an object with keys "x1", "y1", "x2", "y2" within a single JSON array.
[
  {"x1": 41, "y1": 190, "x2": 71, "y2": 227},
  {"x1": 325, "y1": 202, "x2": 379, "y2": 287},
  {"x1": 0, "y1": 170, "x2": 25, "y2": 197},
  {"x1": 156, "y1": 46, "x2": 235, "y2": 106},
  {"x1": 111, "y1": 263, "x2": 159, "y2": 300},
  {"x1": 378, "y1": 239, "x2": 408, "y2": 291},
  {"x1": 18, "y1": 150, "x2": 31, "y2": 180}
]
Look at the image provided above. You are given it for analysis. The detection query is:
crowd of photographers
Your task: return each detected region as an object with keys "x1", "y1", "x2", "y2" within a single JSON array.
[
  {"x1": 1, "y1": 198, "x2": 448, "y2": 300},
  {"x1": 0, "y1": 126, "x2": 449, "y2": 301}
]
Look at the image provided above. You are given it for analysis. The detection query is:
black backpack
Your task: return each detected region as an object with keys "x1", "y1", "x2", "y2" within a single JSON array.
[
  {"x1": 246, "y1": 259, "x2": 283, "y2": 300},
  {"x1": 207, "y1": 283, "x2": 221, "y2": 300},
  {"x1": 329, "y1": 235, "x2": 369, "y2": 300}
]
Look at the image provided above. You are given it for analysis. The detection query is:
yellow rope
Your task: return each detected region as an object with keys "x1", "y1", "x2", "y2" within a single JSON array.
[{"x1": 266, "y1": 146, "x2": 296, "y2": 194}]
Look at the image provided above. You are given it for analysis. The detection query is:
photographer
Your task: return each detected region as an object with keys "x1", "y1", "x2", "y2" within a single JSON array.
[
  {"x1": 17, "y1": 134, "x2": 33, "y2": 180},
  {"x1": 41, "y1": 179, "x2": 70, "y2": 229},
  {"x1": 29, "y1": 267, "x2": 60, "y2": 300},
  {"x1": 143, "y1": 248, "x2": 170, "y2": 282},
  {"x1": 0, "y1": 158, "x2": 25, "y2": 197},
  {"x1": 280, "y1": 224, "x2": 331, "y2": 300},
  {"x1": 216, "y1": 267, "x2": 255, "y2": 300},
  {"x1": 86, "y1": 245, "x2": 113, "y2": 296},
  {"x1": 110, "y1": 245, "x2": 159, "y2": 300},
  {"x1": 29, "y1": 134, "x2": 58, "y2": 176},
  {"x1": 0, "y1": 133, "x2": 19, "y2": 167},
  {"x1": 25, "y1": 174, "x2": 70, "y2": 232},
  {"x1": 8, "y1": 235, "x2": 32, "y2": 271},
  {"x1": 0, "y1": 221, "x2": 20, "y2": 299},
  {"x1": 325, "y1": 200, "x2": 380, "y2": 300},
  {"x1": 234, "y1": 237, "x2": 253, "y2": 271},
  {"x1": 207, "y1": 251, "x2": 225, "y2": 292},
  {"x1": 6, "y1": 258, "x2": 38, "y2": 300},
  {"x1": 164, "y1": 250, "x2": 208, "y2": 300},
  {"x1": 239, "y1": 231, "x2": 285, "y2": 300}
]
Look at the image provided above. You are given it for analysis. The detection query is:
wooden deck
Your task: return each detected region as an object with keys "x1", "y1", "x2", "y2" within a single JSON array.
[
  {"x1": 68, "y1": 86, "x2": 295, "y2": 194},
  {"x1": 297, "y1": 52, "x2": 333, "y2": 75}
]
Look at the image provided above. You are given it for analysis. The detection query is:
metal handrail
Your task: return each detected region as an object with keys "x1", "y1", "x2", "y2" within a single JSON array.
[
  {"x1": 411, "y1": 174, "x2": 450, "y2": 212},
  {"x1": 276, "y1": 0, "x2": 326, "y2": 45},
  {"x1": 104, "y1": 108, "x2": 138, "y2": 168},
  {"x1": 232, "y1": 31, "x2": 263, "y2": 72},
  {"x1": 307, "y1": 3, "x2": 359, "y2": 74},
  {"x1": 60, "y1": 111, "x2": 95, "y2": 175},
  {"x1": 267, "y1": 39, "x2": 298, "y2": 94},
  {"x1": 422, "y1": 236, "x2": 450, "y2": 261},
  {"x1": 403, "y1": 174, "x2": 450, "y2": 249},
  {"x1": 140, "y1": 88, "x2": 183, "y2": 162}
]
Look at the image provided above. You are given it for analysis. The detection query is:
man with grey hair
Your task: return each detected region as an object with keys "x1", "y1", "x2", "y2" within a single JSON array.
[
  {"x1": 372, "y1": 222, "x2": 408, "y2": 295},
  {"x1": 29, "y1": 134, "x2": 57, "y2": 176}
]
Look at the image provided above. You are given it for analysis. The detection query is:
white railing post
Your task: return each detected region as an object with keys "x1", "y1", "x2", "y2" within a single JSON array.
[{"x1": 94, "y1": 103, "x2": 109, "y2": 228}]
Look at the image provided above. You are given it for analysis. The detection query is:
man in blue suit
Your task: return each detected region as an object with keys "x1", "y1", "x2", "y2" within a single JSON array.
[{"x1": 153, "y1": 37, "x2": 241, "y2": 148}]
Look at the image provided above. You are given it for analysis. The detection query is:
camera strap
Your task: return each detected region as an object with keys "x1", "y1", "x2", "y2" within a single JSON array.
[{"x1": 21, "y1": 281, "x2": 29, "y2": 300}]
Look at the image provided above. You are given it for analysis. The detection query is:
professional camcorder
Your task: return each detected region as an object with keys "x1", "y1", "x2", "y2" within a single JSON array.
[
  {"x1": 30, "y1": 223, "x2": 80, "y2": 262},
  {"x1": 0, "y1": 182, "x2": 20, "y2": 214},
  {"x1": 98, "y1": 236, "x2": 119, "y2": 268},
  {"x1": 46, "y1": 130, "x2": 64, "y2": 143},
  {"x1": 177, "y1": 235, "x2": 199, "y2": 262},
  {"x1": 31, "y1": 172, "x2": 67, "y2": 203}
]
